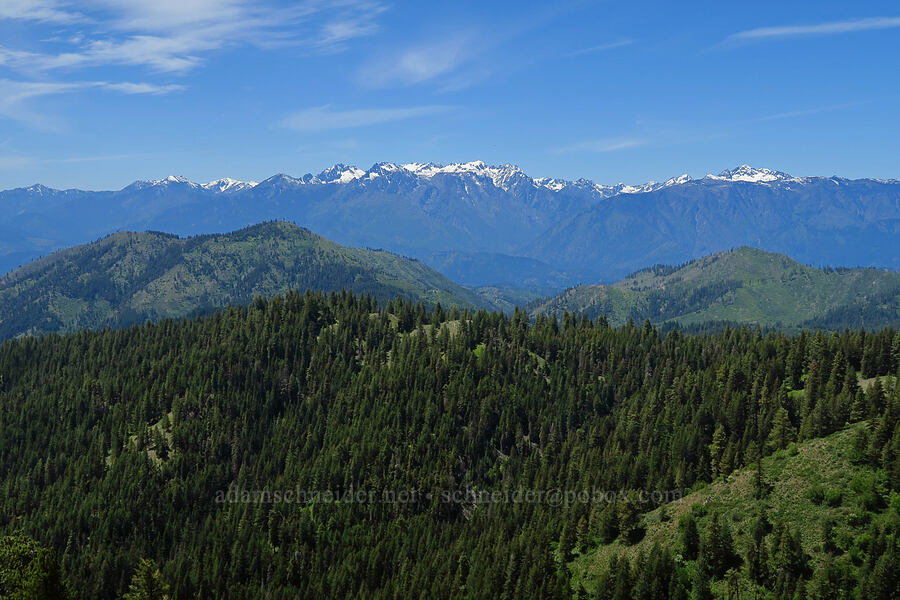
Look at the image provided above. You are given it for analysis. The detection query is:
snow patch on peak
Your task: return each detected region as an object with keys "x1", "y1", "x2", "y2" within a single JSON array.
[
  {"x1": 596, "y1": 174, "x2": 691, "y2": 196},
  {"x1": 201, "y1": 178, "x2": 258, "y2": 193},
  {"x1": 156, "y1": 175, "x2": 195, "y2": 186},
  {"x1": 364, "y1": 163, "x2": 409, "y2": 180},
  {"x1": 337, "y1": 167, "x2": 365, "y2": 183},
  {"x1": 534, "y1": 177, "x2": 568, "y2": 191},
  {"x1": 399, "y1": 161, "x2": 527, "y2": 190},
  {"x1": 706, "y1": 165, "x2": 792, "y2": 183},
  {"x1": 128, "y1": 175, "x2": 199, "y2": 190},
  {"x1": 664, "y1": 173, "x2": 692, "y2": 187},
  {"x1": 317, "y1": 164, "x2": 366, "y2": 184},
  {"x1": 400, "y1": 161, "x2": 440, "y2": 175},
  {"x1": 370, "y1": 162, "x2": 402, "y2": 172},
  {"x1": 401, "y1": 161, "x2": 492, "y2": 177},
  {"x1": 256, "y1": 173, "x2": 307, "y2": 189},
  {"x1": 615, "y1": 181, "x2": 660, "y2": 194}
]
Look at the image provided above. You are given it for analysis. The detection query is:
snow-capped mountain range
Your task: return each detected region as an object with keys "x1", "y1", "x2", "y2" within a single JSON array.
[
  {"x1": 128, "y1": 175, "x2": 258, "y2": 193},
  {"x1": 118, "y1": 162, "x2": 804, "y2": 197},
  {"x1": 2, "y1": 162, "x2": 898, "y2": 287}
]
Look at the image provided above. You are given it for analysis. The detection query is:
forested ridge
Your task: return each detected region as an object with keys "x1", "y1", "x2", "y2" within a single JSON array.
[
  {"x1": 0, "y1": 290, "x2": 898, "y2": 598},
  {"x1": 529, "y1": 246, "x2": 900, "y2": 331},
  {"x1": 0, "y1": 221, "x2": 489, "y2": 340}
]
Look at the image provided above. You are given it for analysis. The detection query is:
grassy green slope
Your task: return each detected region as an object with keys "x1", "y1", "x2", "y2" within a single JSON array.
[
  {"x1": 570, "y1": 422, "x2": 897, "y2": 597},
  {"x1": 529, "y1": 247, "x2": 900, "y2": 330},
  {"x1": 0, "y1": 221, "x2": 491, "y2": 339}
]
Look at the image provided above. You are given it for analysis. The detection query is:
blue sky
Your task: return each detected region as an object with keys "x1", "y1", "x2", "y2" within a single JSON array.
[{"x1": 1, "y1": 1, "x2": 899, "y2": 190}]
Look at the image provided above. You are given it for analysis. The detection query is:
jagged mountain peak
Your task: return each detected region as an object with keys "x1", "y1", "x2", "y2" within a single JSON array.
[
  {"x1": 399, "y1": 161, "x2": 529, "y2": 190},
  {"x1": 151, "y1": 175, "x2": 194, "y2": 186},
  {"x1": 533, "y1": 176, "x2": 569, "y2": 191},
  {"x1": 368, "y1": 162, "x2": 404, "y2": 172},
  {"x1": 664, "y1": 173, "x2": 693, "y2": 186},
  {"x1": 126, "y1": 175, "x2": 198, "y2": 190},
  {"x1": 200, "y1": 178, "x2": 258, "y2": 193},
  {"x1": 706, "y1": 164, "x2": 793, "y2": 183},
  {"x1": 258, "y1": 173, "x2": 305, "y2": 187},
  {"x1": 22, "y1": 183, "x2": 54, "y2": 194},
  {"x1": 316, "y1": 163, "x2": 366, "y2": 183}
]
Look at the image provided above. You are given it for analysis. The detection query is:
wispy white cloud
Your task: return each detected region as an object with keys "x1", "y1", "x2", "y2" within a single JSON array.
[
  {"x1": 0, "y1": 152, "x2": 144, "y2": 170},
  {"x1": 0, "y1": 1, "x2": 387, "y2": 129},
  {"x1": 554, "y1": 138, "x2": 645, "y2": 154},
  {"x1": 0, "y1": 78, "x2": 182, "y2": 129},
  {"x1": 753, "y1": 101, "x2": 867, "y2": 122},
  {"x1": 0, "y1": 1, "x2": 387, "y2": 74},
  {"x1": 358, "y1": 33, "x2": 480, "y2": 89},
  {"x1": 0, "y1": 36, "x2": 213, "y2": 73},
  {"x1": 357, "y1": 5, "x2": 592, "y2": 92},
  {"x1": 314, "y1": 2, "x2": 388, "y2": 53},
  {"x1": 727, "y1": 16, "x2": 900, "y2": 42},
  {"x1": 553, "y1": 100, "x2": 869, "y2": 158},
  {"x1": 98, "y1": 81, "x2": 184, "y2": 94},
  {"x1": 567, "y1": 39, "x2": 635, "y2": 57},
  {"x1": 0, "y1": 79, "x2": 90, "y2": 129},
  {"x1": 0, "y1": 155, "x2": 38, "y2": 169},
  {"x1": 280, "y1": 105, "x2": 453, "y2": 132},
  {"x1": 0, "y1": 1, "x2": 83, "y2": 24}
]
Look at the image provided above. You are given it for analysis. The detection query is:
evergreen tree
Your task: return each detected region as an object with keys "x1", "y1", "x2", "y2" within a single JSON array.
[
  {"x1": 596, "y1": 502, "x2": 619, "y2": 544},
  {"x1": 807, "y1": 554, "x2": 848, "y2": 600},
  {"x1": 0, "y1": 533, "x2": 72, "y2": 600},
  {"x1": 617, "y1": 496, "x2": 642, "y2": 545},
  {"x1": 610, "y1": 557, "x2": 633, "y2": 600},
  {"x1": 691, "y1": 558, "x2": 714, "y2": 600},
  {"x1": 700, "y1": 512, "x2": 741, "y2": 579},
  {"x1": 849, "y1": 388, "x2": 867, "y2": 423},
  {"x1": 679, "y1": 513, "x2": 700, "y2": 560},
  {"x1": 558, "y1": 522, "x2": 574, "y2": 564},
  {"x1": 668, "y1": 570, "x2": 689, "y2": 600},
  {"x1": 774, "y1": 527, "x2": 810, "y2": 582},
  {"x1": 768, "y1": 405, "x2": 797, "y2": 451},
  {"x1": 746, "y1": 511, "x2": 770, "y2": 586},
  {"x1": 860, "y1": 544, "x2": 900, "y2": 600},
  {"x1": 594, "y1": 556, "x2": 618, "y2": 600},
  {"x1": 123, "y1": 559, "x2": 171, "y2": 600}
]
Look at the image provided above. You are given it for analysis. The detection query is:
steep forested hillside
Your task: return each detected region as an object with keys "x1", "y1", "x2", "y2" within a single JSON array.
[
  {"x1": 0, "y1": 291, "x2": 897, "y2": 598},
  {"x1": 0, "y1": 221, "x2": 490, "y2": 339},
  {"x1": 529, "y1": 247, "x2": 900, "y2": 331}
]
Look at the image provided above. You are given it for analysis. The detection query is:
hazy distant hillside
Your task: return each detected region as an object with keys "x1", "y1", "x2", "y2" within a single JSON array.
[
  {"x1": 529, "y1": 246, "x2": 900, "y2": 330},
  {"x1": 3, "y1": 163, "x2": 898, "y2": 286},
  {"x1": 0, "y1": 221, "x2": 490, "y2": 339},
  {"x1": 0, "y1": 163, "x2": 607, "y2": 284},
  {"x1": 529, "y1": 174, "x2": 900, "y2": 280}
]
